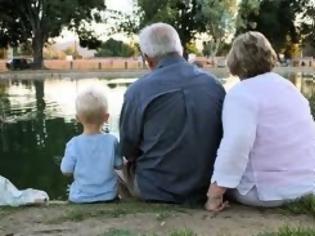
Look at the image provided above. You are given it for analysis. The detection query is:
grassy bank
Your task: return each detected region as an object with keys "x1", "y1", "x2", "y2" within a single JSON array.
[{"x1": 1, "y1": 196, "x2": 315, "y2": 236}]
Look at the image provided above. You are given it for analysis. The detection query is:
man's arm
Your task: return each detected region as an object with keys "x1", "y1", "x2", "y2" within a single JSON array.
[
  {"x1": 113, "y1": 138, "x2": 124, "y2": 170},
  {"x1": 119, "y1": 93, "x2": 142, "y2": 162}
]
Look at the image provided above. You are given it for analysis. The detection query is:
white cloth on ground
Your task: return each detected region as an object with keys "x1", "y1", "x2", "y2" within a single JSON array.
[{"x1": 0, "y1": 175, "x2": 49, "y2": 207}]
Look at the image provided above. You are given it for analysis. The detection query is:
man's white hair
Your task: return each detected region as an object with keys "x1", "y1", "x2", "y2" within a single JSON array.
[
  {"x1": 75, "y1": 86, "x2": 108, "y2": 123},
  {"x1": 139, "y1": 22, "x2": 183, "y2": 58}
]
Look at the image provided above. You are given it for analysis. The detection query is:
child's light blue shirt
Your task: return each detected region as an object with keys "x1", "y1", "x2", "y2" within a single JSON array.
[{"x1": 61, "y1": 133, "x2": 122, "y2": 203}]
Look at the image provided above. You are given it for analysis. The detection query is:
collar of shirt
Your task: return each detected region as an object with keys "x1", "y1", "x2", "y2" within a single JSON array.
[{"x1": 156, "y1": 55, "x2": 186, "y2": 69}]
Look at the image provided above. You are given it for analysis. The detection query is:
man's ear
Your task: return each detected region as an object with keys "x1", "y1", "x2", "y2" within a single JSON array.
[{"x1": 144, "y1": 54, "x2": 155, "y2": 70}]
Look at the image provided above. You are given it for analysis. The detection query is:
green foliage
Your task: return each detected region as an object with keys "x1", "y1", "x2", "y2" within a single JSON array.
[
  {"x1": 95, "y1": 38, "x2": 137, "y2": 58},
  {"x1": 283, "y1": 43, "x2": 301, "y2": 59},
  {"x1": 202, "y1": 41, "x2": 231, "y2": 57},
  {"x1": 235, "y1": 0, "x2": 260, "y2": 33},
  {"x1": 257, "y1": 226, "x2": 315, "y2": 236},
  {"x1": 198, "y1": 0, "x2": 237, "y2": 56},
  {"x1": 117, "y1": 0, "x2": 236, "y2": 57},
  {"x1": 301, "y1": 2, "x2": 315, "y2": 47},
  {"x1": 236, "y1": 0, "x2": 310, "y2": 58},
  {"x1": 17, "y1": 41, "x2": 33, "y2": 56},
  {"x1": 63, "y1": 46, "x2": 82, "y2": 59},
  {"x1": 186, "y1": 42, "x2": 202, "y2": 56},
  {"x1": 0, "y1": 0, "x2": 105, "y2": 67}
]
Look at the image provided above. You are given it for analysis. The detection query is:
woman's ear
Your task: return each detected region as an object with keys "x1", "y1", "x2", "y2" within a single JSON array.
[
  {"x1": 104, "y1": 113, "x2": 110, "y2": 123},
  {"x1": 75, "y1": 114, "x2": 80, "y2": 122}
]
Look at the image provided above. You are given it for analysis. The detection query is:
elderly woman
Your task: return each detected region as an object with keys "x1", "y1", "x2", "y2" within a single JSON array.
[{"x1": 205, "y1": 31, "x2": 315, "y2": 211}]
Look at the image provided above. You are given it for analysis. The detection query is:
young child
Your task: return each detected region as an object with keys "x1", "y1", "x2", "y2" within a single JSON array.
[{"x1": 60, "y1": 87, "x2": 122, "y2": 203}]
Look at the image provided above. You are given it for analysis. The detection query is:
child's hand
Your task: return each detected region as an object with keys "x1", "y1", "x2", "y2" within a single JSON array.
[{"x1": 205, "y1": 183, "x2": 228, "y2": 212}]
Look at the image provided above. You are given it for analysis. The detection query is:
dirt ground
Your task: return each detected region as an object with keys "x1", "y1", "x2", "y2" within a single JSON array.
[{"x1": 0, "y1": 201, "x2": 314, "y2": 236}]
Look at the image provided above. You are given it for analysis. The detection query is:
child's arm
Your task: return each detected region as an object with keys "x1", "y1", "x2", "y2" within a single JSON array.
[{"x1": 60, "y1": 139, "x2": 76, "y2": 176}]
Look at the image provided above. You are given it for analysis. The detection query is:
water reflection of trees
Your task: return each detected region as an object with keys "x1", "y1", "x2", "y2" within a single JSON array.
[
  {"x1": 0, "y1": 81, "x2": 10, "y2": 152},
  {"x1": 287, "y1": 72, "x2": 315, "y2": 118},
  {"x1": 0, "y1": 80, "x2": 81, "y2": 199},
  {"x1": 0, "y1": 117, "x2": 81, "y2": 199}
]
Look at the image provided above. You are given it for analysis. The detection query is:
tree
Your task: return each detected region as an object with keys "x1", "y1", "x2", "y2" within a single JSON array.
[
  {"x1": 301, "y1": 2, "x2": 315, "y2": 48},
  {"x1": 95, "y1": 38, "x2": 137, "y2": 58},
  {"x1": 14, "y1": 41, "x2": 33, "y2": 56},
  {"x1": 198, "y1": 0, "x2": 237, "y2": 57},
  {"x1": 63, "y1": 46, "x2": 82, "y2": 59},
  {"x1": 202, "y1": 41, "x2": 231, "y2": 57},
  {"x1": 0, "y1": 0, "x2": 105, "y2": 69},
  {"x1": 186, "y1": 41, "x2": 202, "y2": 56},
  {"x1": 43, "y1": 45, "x2": 66, "y2": 59},
  {"x1": 236, "y1": 0, "x2": 310, "y2": 60},
  {"x1": 117, "y1": 0, "x2": 236, "y2": 59}
]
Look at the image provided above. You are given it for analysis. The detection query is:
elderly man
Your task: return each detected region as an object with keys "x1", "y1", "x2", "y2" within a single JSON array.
[{"x1": 119, "y1": 23, "x2": 225, "y2": 204}]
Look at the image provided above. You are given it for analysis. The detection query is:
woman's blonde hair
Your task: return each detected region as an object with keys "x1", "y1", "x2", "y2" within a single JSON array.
[{"x1": 227, "y1": 31, "x2": 277, "y2": 79}]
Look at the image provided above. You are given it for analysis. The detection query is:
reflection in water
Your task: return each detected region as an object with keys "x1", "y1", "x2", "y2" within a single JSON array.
[{"x1": 0, "y1": 73, "x2": 314, "y2": 199}]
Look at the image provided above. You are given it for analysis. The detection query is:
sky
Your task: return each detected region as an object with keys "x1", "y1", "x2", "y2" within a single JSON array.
[{"x1": 55, "y1": 0, "x2": 133, "y2": 43}]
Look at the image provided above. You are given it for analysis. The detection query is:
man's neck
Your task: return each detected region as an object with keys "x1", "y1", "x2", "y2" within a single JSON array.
[{"x1": 148, "y1": 53, "x2": 182, "y2": 70}]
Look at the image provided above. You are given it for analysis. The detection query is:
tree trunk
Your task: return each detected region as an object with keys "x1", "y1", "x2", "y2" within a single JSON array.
[
  {"x1": 276, "y1": 52, "x2": 281, "y2": 63},
  {"x1": 183, "y1": 42, "x2": 189, "y2": 60},
  {"x1": 183, "y1": 50, "x2": 189, "y2": 60},
  {"x1": 32, "y1": 30, "x2": 44, "y2": 69}
]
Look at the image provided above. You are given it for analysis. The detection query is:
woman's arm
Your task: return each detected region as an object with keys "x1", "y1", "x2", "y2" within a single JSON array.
[
  {"x1": 212, "y1": 86, "x2": 258, "y2": 188},
  {"x1": 206, "y1": 85, "x2": 258, "y2": 211}
]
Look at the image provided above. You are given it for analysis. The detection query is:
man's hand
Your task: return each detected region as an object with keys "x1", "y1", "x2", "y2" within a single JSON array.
[{"x1": 205, "y1": 183, "x2": 228, "y2": 212}]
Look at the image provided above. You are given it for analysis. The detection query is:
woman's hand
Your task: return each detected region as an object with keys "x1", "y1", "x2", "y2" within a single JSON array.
[{"x1": 205, "y1": 183, "x2": 228, "y2": 212}]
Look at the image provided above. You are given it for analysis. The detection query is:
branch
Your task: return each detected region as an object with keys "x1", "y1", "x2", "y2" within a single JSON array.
[{"x1": 13, "y1": 0, "x2": 36, "y2": 32}]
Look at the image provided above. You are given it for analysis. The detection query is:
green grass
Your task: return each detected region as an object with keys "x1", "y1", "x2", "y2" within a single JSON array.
[
  {"x1": 100, "y1": 229, "x2": 137, "y2": 236},
  {"x1": 48, "y1": 201, "x2": 187, "y2": 224},
  {"x1": 100, "y1": 228, "x2": 196, "y2": 236},
  {"x1": 257, "y1": 226, "x2": 315, "y2": 236},
  {"x1": 0, "y1": 205, "x2": 30, "y2": 218},
  {"x1": 281, "y1": 195, "x2": 315, "y2": 218},
  {"x1": 156, "y1": 211, "x2": 172, "y2": 221},
  {"x1": 168, "y1": 229, "x2": 197, "y2": 236}
]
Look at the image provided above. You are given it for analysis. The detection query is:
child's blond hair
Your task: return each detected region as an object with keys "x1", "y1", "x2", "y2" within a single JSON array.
[{"x1": 75, "y1": 87, "x2": 108, "y2": 124}]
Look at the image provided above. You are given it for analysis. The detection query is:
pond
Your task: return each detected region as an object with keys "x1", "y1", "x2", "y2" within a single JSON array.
[{"x1": 0, "y1": 72, "x2": 315, "y2": 200}]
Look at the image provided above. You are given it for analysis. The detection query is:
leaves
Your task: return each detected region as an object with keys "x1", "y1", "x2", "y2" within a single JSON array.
[
  {"x1": 0, "y1": 0, "x2": 106, "y2": 66},
  {"x1": 95, "y1": 38, "x2": 137, "y2": 58},
  {"x1": 236, "y1": 0, "x2": 313, "y2": 58},
  {"x1": 116, "y1": 0, "x2": 237, "y2": 57}
]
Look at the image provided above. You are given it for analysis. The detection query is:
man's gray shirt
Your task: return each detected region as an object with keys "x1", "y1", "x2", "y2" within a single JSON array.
[{"x1": 120, "y1": 56, "x2": 225, "y2": 204}]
